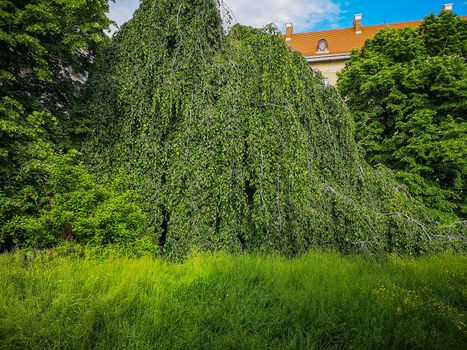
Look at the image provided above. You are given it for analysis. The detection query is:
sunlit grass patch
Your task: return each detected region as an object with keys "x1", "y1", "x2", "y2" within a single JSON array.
[{"x1": 0, "y1": 252, "x2": 465, "y2": 349}]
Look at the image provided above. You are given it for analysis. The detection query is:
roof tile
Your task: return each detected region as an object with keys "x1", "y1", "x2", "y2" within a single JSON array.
[{"x1": 286, "y1": 20, "x2": 423, "y2": 56}]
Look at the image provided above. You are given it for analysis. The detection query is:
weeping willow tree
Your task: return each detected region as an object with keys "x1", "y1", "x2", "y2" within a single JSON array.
[{"x1": 79, "y1": 0, "x2": 465, "y2": 259}]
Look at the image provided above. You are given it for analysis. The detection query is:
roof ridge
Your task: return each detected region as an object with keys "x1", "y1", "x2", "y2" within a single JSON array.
[
  {"x1": 292, "y1": 19, "x2": 424, "y2": 37},
  {"x1": 291, "y1": 15, "x2": 467, "y2": 36}
]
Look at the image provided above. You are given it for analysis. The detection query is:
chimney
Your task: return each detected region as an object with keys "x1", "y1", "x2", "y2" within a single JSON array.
[
  {"x1": 285, "y1": 23, "x2": 293, "y2": 41},
  {"x1": 442, "y1": 3, "x2": 453, "y2": 11},
  {"x1": 353, "y1": 14, "x2": 362, "y2": 34}
]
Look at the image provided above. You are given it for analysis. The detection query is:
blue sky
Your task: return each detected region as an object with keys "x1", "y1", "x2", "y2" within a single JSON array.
[
  {"x1": 108, "y1": 0, "x2": 466, "y2": 34},
  {"x1": 339, "y1": 1, "x2": 466, "y2": 27}
]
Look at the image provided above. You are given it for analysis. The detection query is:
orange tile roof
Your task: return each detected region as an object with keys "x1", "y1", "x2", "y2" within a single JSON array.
[{"x1": 286, "y1": 20, "x2": 424, "y2": 57}]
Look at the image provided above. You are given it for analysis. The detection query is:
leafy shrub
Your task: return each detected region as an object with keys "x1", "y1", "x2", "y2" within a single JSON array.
[{"x1": 0, "y1": 151, "x2": 157, "y2": 255}]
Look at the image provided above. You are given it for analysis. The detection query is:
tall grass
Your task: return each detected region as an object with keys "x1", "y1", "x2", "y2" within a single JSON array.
[{"x1": 0, "y1": 251, "x2": 465, "y2": 349}]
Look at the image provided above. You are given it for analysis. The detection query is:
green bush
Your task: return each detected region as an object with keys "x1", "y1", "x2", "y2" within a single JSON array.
[{"x1": 0, "y1": 151, "x2": 157, "y2": 255}]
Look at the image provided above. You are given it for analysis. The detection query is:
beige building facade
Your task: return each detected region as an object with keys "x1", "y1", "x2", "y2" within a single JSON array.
[{"x1": 307, "y1": 60, "x2": 346, "y2": 86}]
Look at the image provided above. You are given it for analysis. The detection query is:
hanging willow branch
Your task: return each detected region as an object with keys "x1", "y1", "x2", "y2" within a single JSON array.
[
  {"x1": 382, "y1": 212, "x2": 432, "y2": 242},
  {"x1": 80, "y1": 0, "x2": 466, "y2": 259}
]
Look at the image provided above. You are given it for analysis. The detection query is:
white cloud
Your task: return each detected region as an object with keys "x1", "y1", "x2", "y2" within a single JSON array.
[
  {"x1": 107, "y1": 0, "x2": 140, "y2": 34},
  {"x1": 107, "y1": 0, "x2": 342, "y2": 35},
  {"x1": 223, "y1": 0, "x2": 342, "y2": 32}
]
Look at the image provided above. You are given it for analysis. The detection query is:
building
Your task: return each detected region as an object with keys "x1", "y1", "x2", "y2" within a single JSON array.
[{"x1": 284, "y1": 4, "x2": 455, "y2": 85}]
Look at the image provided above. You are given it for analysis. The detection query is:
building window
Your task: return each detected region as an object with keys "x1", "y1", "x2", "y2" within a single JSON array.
[{"x1": 317, "y1": 39, "x2": 328, "y2": 54}]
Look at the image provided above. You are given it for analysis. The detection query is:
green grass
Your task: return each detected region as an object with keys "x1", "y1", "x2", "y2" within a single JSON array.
[{"x1": 0, "y1": 251, "x2": 465, "y2": 349}]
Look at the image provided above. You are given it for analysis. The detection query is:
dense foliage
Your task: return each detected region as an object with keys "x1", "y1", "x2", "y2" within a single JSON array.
[
  {"x1": 1, "y1": 151, "x2": 156, "y2": 254},
  {"x1": 82, "y1": 0, "x2": 465, "y2": 259},
  {"x1": 338, "y1": 11, "x2": 467, "y2": 221},
  {"x1": 0, "y1": 0, "x2": 112, "y2": 149},
  {"x1": 0, "y1": 0, "x2": 154, "y2": 252}
]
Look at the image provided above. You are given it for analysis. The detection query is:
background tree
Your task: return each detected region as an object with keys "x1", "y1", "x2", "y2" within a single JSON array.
[
  {"x1": 338, "y1": 10, "x2": 467, "y2": 221},
  {"x1": 0, "y1": 0, "x2": 152, "y2": 251},
  {"x1": 0, "y1": 0, "x2": 113, "y2": 130}
]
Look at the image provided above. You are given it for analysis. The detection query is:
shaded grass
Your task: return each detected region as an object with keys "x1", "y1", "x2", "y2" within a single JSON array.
[{"x1": 0, "y1": 251, "x2": 465, "y2": 349}]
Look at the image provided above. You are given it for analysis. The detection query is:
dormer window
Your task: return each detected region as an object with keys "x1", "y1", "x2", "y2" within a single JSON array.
[{"x1": 317, "y1": 39, "x2": 328, "y2": 54}]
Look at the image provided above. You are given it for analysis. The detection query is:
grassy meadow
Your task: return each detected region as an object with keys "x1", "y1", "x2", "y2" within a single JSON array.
[{"x1": 0, "y1": 251, "x2": 465, "y2": 349}]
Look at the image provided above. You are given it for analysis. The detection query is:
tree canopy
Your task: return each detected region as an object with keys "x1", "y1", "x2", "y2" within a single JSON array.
[
  {"x1": 338, "y1": 10, "x2": 467, "y2": 221},
  {"x1": 0, "y1": 0, "x2": 154, "y2": 252},
  {"x1": 81, "y1": 0, "x2": 465, "y2": 259}
]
